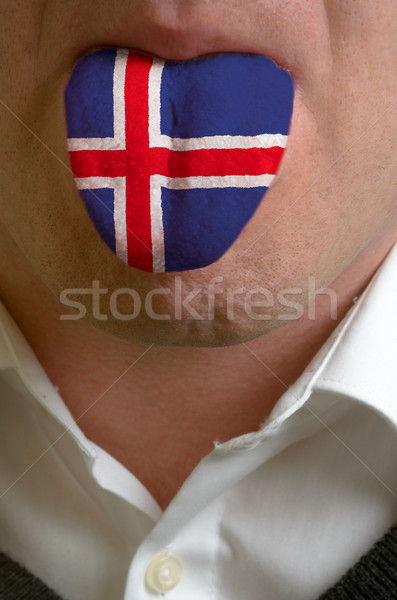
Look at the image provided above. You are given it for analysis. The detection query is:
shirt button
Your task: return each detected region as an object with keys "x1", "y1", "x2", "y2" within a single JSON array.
[{"x1": 145, "y1": 554, "x2": 183, "y2": 594}]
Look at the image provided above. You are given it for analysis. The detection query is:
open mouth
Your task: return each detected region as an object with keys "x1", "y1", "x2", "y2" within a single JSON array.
[{"x1": 65, "y1": 49, "x2": 293, "y2": 273}]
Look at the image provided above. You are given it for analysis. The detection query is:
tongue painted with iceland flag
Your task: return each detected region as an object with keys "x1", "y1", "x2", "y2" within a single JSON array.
[{"x1": 66, "y1": 50, "x2": 293, "y2": 272}]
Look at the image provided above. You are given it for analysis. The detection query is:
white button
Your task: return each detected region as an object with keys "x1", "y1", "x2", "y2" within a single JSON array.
[{"x1": 145, "y1": 554, "x2": 183, "y2": 593}]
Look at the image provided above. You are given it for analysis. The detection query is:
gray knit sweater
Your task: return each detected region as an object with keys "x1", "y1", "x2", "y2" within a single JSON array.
[{"x1": 1, "y1": 526, "x2": 396, "y2": 599}]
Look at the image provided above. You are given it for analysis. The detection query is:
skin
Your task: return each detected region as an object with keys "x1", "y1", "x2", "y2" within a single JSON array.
[{"x1": 0, "y1": 1, "x2": 396, "y2": 507}]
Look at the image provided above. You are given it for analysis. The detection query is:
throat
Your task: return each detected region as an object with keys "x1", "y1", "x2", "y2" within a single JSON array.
[{"x1": 60, "y1": 347, "x2": 288, "y2": 510}]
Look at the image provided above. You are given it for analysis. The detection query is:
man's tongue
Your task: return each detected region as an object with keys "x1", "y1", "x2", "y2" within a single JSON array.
[{"x1": 66, "y1": 50, "x2": 293, "y2": 272}]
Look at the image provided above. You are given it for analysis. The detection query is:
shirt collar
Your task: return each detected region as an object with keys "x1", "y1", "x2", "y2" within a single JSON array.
[
  {"x1": 0, "y1": 302, "x2": 17, "y2": 370},
  {"x1": 266, "y1": 241, "x2": 397, "y2": 434},
  {"x1": 0, "y1": 299, "x2": 96, "y2": 459},
  {"x1": 311, "y1": 241, "x2": 397, "y2": 427}
]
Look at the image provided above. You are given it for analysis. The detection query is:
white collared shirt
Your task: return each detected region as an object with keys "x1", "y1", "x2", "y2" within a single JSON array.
[{"x1": 1, "y1": 246, "x2": 397, "y2": 600}]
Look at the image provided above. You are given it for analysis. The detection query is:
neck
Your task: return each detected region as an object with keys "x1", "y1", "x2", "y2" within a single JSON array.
[{"x1": 0, "y1": 228, "x2": 395, "y2": 508}]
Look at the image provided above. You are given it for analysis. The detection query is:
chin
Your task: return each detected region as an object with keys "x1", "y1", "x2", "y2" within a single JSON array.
[
  {"x1": 68, "y1": 262, "x2": 307, "y2": 348},
  {"x1": 80, "y1": 303, "x2": 279, "y2": 348}
]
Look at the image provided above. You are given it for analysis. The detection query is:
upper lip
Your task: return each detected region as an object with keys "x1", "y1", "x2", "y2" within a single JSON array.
[{"x1": 78, "y1": 7, "x2": 297, "y2": 73}]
